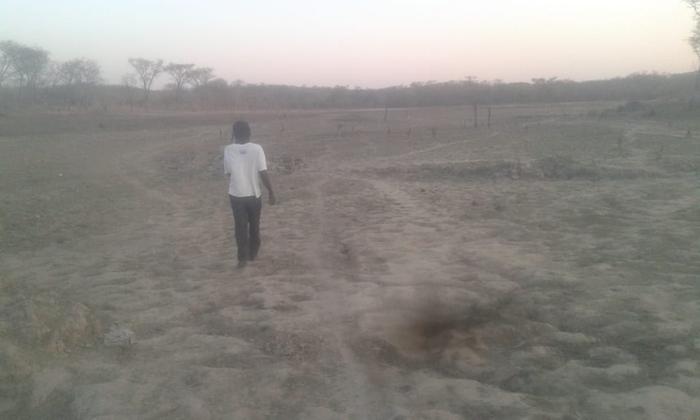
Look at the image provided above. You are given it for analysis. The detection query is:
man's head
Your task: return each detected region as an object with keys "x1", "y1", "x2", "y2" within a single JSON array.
[{"x1": 232, "y1": 120, "x2": 251, "y2": 144}]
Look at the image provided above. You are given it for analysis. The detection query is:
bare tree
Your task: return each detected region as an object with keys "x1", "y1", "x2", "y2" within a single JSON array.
[
  {"x1": 128, "y1": 58, "x2": 163, "y2": 103},
  {"x1": 19, "y1": 47, "x2": 48, "y2": 101},
  {"x1": 1, "y1": 42, "x2": 49, "y2": 101},
  {"x1": 59, "y1": 58, "x2": 101, "y2": 85},
  {"x1": 164, "y1": 62, "x2": 194, "y2": 102},
  {"x1": 0, "y1": 40, "x2": 16, "y2": 87},
  {"x1": 685, "y1": 0, "x2": 700, "y2": 104},
  {"x1": 187, "y1": 67, "x2": 214, "y2": 88},
  {"x1": 57, "y1": 58, "x2": 101, "y2": 106},
  {"x1": 43, "y1": 61, "x2": 62, "y2": 88},
  {"x1": 691, "y1": 20, "x2": 700, "y2": 90}
]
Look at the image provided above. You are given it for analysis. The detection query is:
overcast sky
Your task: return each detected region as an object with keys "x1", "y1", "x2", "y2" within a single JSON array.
[{"x1": 0, "y1": 0, "x2": 696, "y2": 88}]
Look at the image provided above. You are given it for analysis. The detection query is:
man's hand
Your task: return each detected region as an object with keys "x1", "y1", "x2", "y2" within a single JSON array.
[{"x1": 260, "y1": 170, "x2": 276, "y2": 205}]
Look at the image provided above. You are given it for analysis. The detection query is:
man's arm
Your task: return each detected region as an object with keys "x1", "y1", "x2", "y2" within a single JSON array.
[
  {"x1": 257, "y1": 146, "x2": 275, "y2": 204},
  {"x1": 259, "y1": 170, "x2": 276, "y2": 205},
  {"x1": 223, "y1": 148, "x2": 231, "y2": 175}
]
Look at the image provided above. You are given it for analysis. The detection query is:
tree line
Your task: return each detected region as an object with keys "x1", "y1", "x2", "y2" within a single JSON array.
[
  {"x1": 1, "y1": 14, "x2": 699, "y2": 112},
  {"x1": 0, "y1": 41, "x2": 104, "y2": 106},
  {"x1": 122, "y1": 58, "x2": 216, "y2": 105},
  {"x1": 0, "y1": 41, "x2": 220, "y2": 109}
]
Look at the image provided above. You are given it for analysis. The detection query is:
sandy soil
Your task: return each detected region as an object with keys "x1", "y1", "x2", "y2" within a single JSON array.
[{"x1": 1, "y1": 104, "x2": 700, "y2": 419}]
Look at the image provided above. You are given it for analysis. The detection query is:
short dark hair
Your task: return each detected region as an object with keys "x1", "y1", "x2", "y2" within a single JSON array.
[{"x1": 232, "y1": 120, "x2": 251, "y2": 141}]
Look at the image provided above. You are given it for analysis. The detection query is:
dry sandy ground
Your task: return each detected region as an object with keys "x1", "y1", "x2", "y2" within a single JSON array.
[{"x1": 1, "y1": 104, "x2": 700, "y2": 419}]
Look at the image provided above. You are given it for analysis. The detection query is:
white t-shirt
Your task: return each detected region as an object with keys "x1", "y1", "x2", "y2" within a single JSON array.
[{"x1": 224, "y1": 142, "x2": 268, "y2": 198}]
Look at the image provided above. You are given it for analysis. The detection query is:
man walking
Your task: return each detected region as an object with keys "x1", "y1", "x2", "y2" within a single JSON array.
[{"x1": 224, "y1": 121, "x2": 276, "y2": 268}]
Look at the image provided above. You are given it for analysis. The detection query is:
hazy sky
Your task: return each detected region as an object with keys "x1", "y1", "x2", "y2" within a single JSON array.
[{"x1": 0, "y1": 0, "x2": 696, "y2": 88}]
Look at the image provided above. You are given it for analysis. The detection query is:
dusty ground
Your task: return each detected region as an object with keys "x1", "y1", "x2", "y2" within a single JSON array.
[{"x1": 1, "y1": 103, "x2": 700, "y2": 419}]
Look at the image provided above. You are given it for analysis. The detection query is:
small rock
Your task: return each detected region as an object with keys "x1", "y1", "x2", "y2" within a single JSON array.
[{"x1": 104, "y1": 325, "x2": 135, "y2": 348}]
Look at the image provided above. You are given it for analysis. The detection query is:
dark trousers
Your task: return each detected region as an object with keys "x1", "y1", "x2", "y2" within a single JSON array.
[{"x1": 229, "y1": 195, "x2": 262, "y2": 262}]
